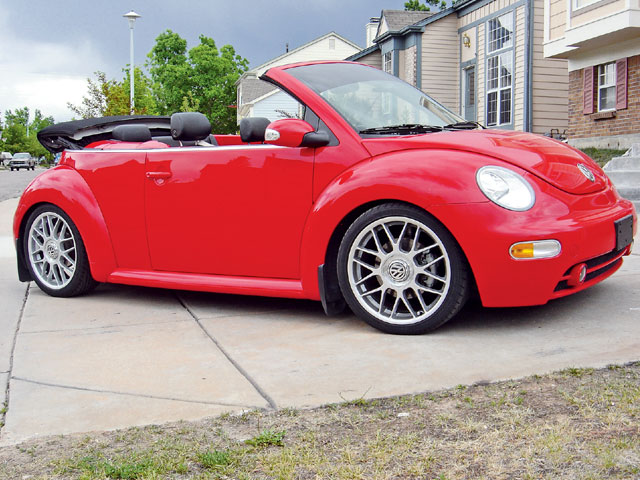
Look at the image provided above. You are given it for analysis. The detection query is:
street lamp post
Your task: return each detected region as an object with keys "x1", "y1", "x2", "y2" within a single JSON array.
[{"x1": 123, "y1": 11, "x2": 141, "y2": 115}]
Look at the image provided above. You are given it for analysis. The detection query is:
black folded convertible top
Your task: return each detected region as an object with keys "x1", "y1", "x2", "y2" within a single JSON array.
[{"x1": 37, "y1": 115, "x2": 171, "y2": 153}]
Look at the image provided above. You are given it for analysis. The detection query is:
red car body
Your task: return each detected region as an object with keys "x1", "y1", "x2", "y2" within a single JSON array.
[{"x1": 14, "y1": 61, "x2": 636, "y2": 333}]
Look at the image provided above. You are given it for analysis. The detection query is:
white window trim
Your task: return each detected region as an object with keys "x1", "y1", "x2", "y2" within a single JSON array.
[
  {"x1": 485, "y1": 11, "x2": 515, "y2": 127},
  {"x1": 572, "y1": 0, "x2": 600, "y2": 11},
  {"x1": 597, "y1": 62, "x2": 616, "y2": 112},
  {"x1": 383, "y1": 51, "x2": 392, "y2": 74},
  {"x1": 487, "y1": 12, "x2": 514, "y2": 55}
]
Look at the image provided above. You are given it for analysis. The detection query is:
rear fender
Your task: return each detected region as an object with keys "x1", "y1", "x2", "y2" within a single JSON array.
[
  {"x1": 13, "y1": 167, "x2": 116, "y2": 282},
  {"x1": 299, "y1": 149, "x2": 489, "y2": 298}
]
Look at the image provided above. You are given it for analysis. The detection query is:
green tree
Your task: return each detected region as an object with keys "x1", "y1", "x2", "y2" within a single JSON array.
[
  {"x1": 405, "y1": 0, "x2": 448, "y2": 11},
  {"x1": 405, "y1": 0, "x2": 429, "y2": 10},
  {"x1": 147, "y1": 30, "x2": 248, "y2": 133},
  {"x1": 2, "y1": 107, "x2": 54, "y2": 160},
  {"x1": 121, "y1": 67, "x2": 158, "y2": 115},
  {"x1": 68, "y1": 69, "x2": 157, "y2": 119}
]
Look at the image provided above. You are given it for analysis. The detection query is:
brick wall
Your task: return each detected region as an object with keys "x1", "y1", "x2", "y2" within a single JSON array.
[{"x1": 568, "y1": 55, "x2": 640, "y2": 139}]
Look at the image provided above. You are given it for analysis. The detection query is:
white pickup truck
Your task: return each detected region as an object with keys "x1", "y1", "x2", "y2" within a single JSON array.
[{"x1": 9, "y1": 152, "x2": 35, "y2": 171}]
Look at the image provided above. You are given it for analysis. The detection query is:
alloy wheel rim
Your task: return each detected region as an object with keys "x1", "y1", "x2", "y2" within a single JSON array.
[
  {"x1": 28, "y1": 212, "x2": 77, "y2": 289},
  {"x1": 347, "y1": 216, "x2": 451, "y2": 325}
]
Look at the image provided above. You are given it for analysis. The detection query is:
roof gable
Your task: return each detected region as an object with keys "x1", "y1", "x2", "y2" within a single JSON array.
[
  {"x1": 248, "y1": 32, "x2": 361, "y2": 76},
  {"x1": 377, "y1": 9, "x2": 433, "y2": 37}
]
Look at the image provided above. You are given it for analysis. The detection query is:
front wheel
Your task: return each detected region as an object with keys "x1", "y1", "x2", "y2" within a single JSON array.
[
  {"x1": 337, "y1": 204, "x2": 469, "y2": 335},
  {"x1": 24, "y1": 205, "x2": 97, "y2": 297}
]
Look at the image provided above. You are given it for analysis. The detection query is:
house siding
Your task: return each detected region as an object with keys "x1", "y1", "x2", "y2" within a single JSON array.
[
  {"x1": 532, "y1": 0, "x2": 569, "y2": 134},
  {"x1": 570, "y1": 0, "x2": 626, "y2": 27},
  {"x1": 458, "y1": 0, "x2": 529, "y2": 128},
  {"x1": 357, "y1": 50, "x2": 383, "y2": 69},
  {"x1": 514, "y1": 4, "x2": 526, "y2": 130},
  {"x1": 568, "y1": 54, "x2": 640, "y2": 144},
  {"x1": 422, "y1": 14, "x2": 459, "y2": 111},
  {"x1": 252, "y1": 91, "x2": 301, "y2": 121},
  {"x1": 256, "y1": 37, "x2": 360, "y2": 75},
  {"x1": 548, "y1": 0, "x2": 566, "y2": 40}
]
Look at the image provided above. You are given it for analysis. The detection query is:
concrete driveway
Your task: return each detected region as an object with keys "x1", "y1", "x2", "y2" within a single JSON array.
[{"x1": 1, "y1": 196, "x2": 639, "y2": 445}]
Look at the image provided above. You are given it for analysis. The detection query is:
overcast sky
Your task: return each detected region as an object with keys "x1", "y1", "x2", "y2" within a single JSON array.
[{"x1": 0, "y1": 0, "x2": 403, "y2": 123}]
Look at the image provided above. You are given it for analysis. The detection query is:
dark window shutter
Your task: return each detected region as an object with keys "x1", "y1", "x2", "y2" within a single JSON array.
[
  {"x1": 583, "y1": 67, "x2": 594, "y2": 114},
  {"x1": 616, "y1": 57, "x2": 628, "y2": 110}
]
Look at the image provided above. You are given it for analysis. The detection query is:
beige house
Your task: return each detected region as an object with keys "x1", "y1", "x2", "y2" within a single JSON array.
[
  {"x1": 349, "y1": 2, "x2": 569, "y2": 136},
  {"x1": 237, "y1": 32, "x2": 361, "y2": 123},
  {"x1": 543, "y1": 0, "x2": 640, "y2": 148}
]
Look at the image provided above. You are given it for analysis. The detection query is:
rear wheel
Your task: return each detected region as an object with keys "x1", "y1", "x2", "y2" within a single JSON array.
[
  {"x1": 24, "y1": 205, "x2": 97, "y2": 297},
  {"x1": 337, "y1": 203, "x2": 469, "y2": 334}
]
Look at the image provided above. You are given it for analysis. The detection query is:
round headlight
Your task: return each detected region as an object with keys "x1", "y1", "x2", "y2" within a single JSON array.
[{"x1": 476, "y1": 166, "x2": 535, "y2": 211}]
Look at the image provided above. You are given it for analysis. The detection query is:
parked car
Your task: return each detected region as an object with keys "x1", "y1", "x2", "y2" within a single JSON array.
[
  {"x1": 14, "y1": 61, "x2": 637, "y2": 334},
  {"x1": 9, "y1": 152, "x2": 35, "y2": 171},
  {"x1": 1, "y1": 152, "x2": 12, "y2": 167}
]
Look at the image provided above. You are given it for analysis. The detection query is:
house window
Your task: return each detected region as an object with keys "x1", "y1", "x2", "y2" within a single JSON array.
[
  {"x1": 487, "y1": 13, "x2": 513, "y2": 52},
  {"x1": 597, "y1": 62, "x2": 616, "y2": 111},
  {"x1": 329, "y1": 38, "x2": 336, "y2": 50},
  {"x1": 383, "y1": 51, "x2": 392, "y2": 74},
  {"x1": 584, "y1": 58, "x2": 628, "y2": 114},
  {"x1": 486, "y1": 12, "x2": 513, "y2": 126},
  {"x1": 573, "y1": 0, "x2": 599, "y2": 10}
]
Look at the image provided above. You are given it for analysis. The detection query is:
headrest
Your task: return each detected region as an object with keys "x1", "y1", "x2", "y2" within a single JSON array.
[
  {"x1": 112, "y1": 125, "x2": 151, "y2": 142},
  {"x1": 239, "y1": 117, "x2": 271, "y2": 143},
  {"x1": 171, "y1": 112, "x2": 212, "y2": 141}
]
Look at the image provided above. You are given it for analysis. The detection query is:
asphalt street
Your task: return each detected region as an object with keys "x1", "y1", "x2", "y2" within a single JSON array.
[
  {"x1": 0, "y1": 170, "x2": 639, "y2": 446},
  {"x1": 0, "y1": 168, "x2": 41, "y2": 202}
]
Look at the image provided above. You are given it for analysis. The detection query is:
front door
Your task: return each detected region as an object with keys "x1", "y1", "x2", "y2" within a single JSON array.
[
  {"x1": 145, "y1": 146, "x2": 313, "y2": 279},
  {"x1": 463, "y1": 66, "x2": 476, "y2": 122}
]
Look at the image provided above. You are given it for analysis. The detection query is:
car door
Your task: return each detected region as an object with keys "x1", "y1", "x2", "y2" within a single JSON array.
[{"x1": 145, "y1": 145, "x2": 314, "y2": 279}]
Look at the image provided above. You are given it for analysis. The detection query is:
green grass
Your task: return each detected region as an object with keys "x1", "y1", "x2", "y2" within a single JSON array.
[
  {"x1": 578, "y1": 147, "x2": 627, "y2": 167},
  {"x1": 1, "y1": 363, "x2": 638, "y2": 479},
  {"x1": 245, "y1": 429, "x2": 286, "y2": 447}
]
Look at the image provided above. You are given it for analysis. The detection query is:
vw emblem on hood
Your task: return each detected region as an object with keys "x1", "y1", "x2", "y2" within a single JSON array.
[{"x1": 577, "y1": 163, "x2": 595, "y2": 182}]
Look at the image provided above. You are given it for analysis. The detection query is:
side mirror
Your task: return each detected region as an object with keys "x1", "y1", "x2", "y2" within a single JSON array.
[{"x1": 265, "y1": 119, "x2": 330, "y2": 148}]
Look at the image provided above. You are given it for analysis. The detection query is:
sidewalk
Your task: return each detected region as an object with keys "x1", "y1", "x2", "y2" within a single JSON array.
[{"x1": 1, "y1": 197, "x2": 639, "y2": 446}]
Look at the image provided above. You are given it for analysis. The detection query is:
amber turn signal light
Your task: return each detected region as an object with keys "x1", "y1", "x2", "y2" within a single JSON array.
[{"x1": 510, "y1": 240, "x2": 561, "y2": 260}]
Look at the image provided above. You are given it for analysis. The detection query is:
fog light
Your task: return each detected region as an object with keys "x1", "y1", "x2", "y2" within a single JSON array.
[
  {"x1": 567, "y1": 263, "x2": 587, "y2": 287},
  {"x1": 510, "y1": 240, "x2": 561, "y2": 259}
]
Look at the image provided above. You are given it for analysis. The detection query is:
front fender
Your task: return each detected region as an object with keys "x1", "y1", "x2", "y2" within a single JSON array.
[
  {"x1": 299, "y1": 149, "x2": 489, "y2": 298},
  {"x1": 13, "y1": 166, "x2": 116, "y2": 282}
]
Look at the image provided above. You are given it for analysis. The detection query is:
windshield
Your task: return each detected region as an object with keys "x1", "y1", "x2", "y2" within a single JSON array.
[
  {"x1": 286, "y1": 63, "x2": 465, "y2": 135},
  {"x1": 14, "y1": 153, "x2": 30, "y2": 159}
]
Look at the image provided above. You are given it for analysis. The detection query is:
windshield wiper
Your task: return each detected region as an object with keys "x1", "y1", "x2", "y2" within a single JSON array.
[
  {"x1": 359, "y1": 124, "x2": 443, "y2": 135},
  {"x1": 442, "y1": 121, "x2": 485, "y2": 130}
]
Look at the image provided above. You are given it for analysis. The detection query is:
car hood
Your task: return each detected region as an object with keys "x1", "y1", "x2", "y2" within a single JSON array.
[{"x1": 362, "y1": 129, "x2": 608, "y2": 195}]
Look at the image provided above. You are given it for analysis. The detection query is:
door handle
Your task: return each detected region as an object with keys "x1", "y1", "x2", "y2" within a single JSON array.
[{"x1": 146, "y1": 171, "x2": 171, "y2": 180}]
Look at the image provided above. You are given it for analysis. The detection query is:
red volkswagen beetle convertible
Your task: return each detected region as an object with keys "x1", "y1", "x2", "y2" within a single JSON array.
[{"x1": 14, "y1": 61, "x2": 636, "y2": 334}]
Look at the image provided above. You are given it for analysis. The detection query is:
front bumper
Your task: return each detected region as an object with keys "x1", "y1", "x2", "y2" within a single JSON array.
[{"x1": 429, "y1": 181, "x2": 637, "y2": 308}]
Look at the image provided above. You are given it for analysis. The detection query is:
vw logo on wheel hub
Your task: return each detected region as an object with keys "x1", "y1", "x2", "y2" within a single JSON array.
[
  {"x1": 45, "y1": 241, "x2": 59, "y2": 260},
  {"x1": 388, "y1": 259, "x2": 410, "y2": 282}
]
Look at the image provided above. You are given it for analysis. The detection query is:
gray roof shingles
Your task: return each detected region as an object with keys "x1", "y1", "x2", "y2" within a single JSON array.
[
  {"x1": 241, "y1": 77, "x2": 278, "y2": 104},
  {"x1": 380, "y1": 9, "x2": 433, "y2": 32}
]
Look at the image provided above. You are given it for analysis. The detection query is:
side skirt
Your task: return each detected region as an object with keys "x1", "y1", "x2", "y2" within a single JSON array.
[{"x1": 107, "y1": 269, "x2": 306, "y2": 299}]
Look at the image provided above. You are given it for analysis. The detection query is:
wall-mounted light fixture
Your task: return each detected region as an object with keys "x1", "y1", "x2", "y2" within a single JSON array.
[{"x1": 463, "y1": 33, "x2": 471, "y2": 48}]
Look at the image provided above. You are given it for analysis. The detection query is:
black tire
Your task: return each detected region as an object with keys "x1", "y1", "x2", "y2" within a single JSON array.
[
  {"x1": 337, "y1": 203, "x2": 469, "y2": 334},
  {"x1": 10, "y1": 167, "x2": 14, "y2": 171},
  {"x1": 23, "y1": 204, "x2": 97, "y2": 297}
]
